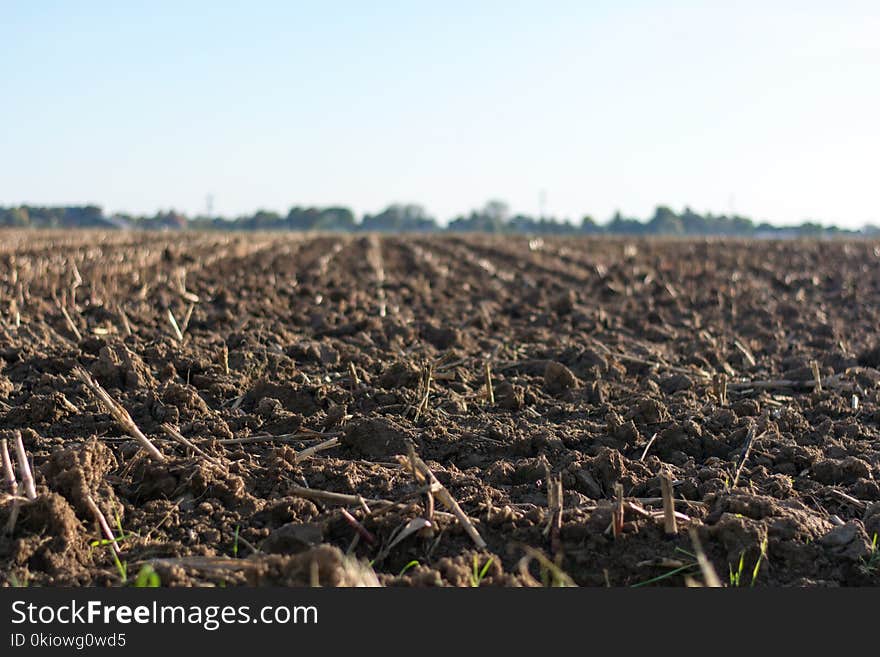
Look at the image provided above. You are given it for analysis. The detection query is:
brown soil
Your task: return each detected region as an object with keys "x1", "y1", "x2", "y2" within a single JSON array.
[{"x1": 0, "y1": 231, "x2": 878, "y2": 587}]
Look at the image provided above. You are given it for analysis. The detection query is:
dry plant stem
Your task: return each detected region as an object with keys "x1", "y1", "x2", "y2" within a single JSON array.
[
  {"x1": 727, "y1": 374, "x2": 852, "y2": 391},
  {"x1": 517, "y1": 545, "x2": 578, "y2": 587},
  {"x1": 0, "y1": 439, "x2": 17, "y2": 495},
  {"x1": 339, "y1": 508, "x2": 376, "y2": 545},
  {"x1": 116, "y1": 304, "x2": 132, "y2": 336},
  {"x1": 293, "y1": 437, "x2": 340, "y2": 462},
  {"x1": 654, "y1": 510, "x2": 691, "y2": 523},
  {"x1": 731, "y1": 425, "x2": 757, "y2": 489},
  {"x1": 160, "y1": 424, "x2": 222, "y2": 466},
  {"x1": 713, "y1": 373, "x2": 728, "y2": 406},
  {"x1": 634, "y1": 497, "x2": 706, "y2": 508},
  {"x1": 74, "y1": 368, "x2": 166, "y2": 462},
  {"x1": 348, "y1": 361, "x2": 360, "y2": 387},
  {"x1": 291, "y1": 484, "x2": 458, "y2": 522},
  {"x1": 660, "y1": 474, "x2": 677, "y2": 535},
  {"x1": 70, "y1": 260, "x2": 82, "y2": 292},
  {"x1": 234, "y1": 533, "x2": 261, "y2": 555},
  {"x1": 1, "y1": 438, "x2": 21, "y2": 534},
  {"x1": 181, "y1": 302, "x2": 195, "y2": 334},
  {"x1": 639, "y1": 432, "x2": 658, "y2": 461},
  {"x1": 484, "y1": 361, "x2": 494, "y2": 404},
  {"x1": 217, "y1": 430, "x2": 341, "y2": 445},
  {"x1": 4, "y1": 498, "x2": 22, "y2": 535},
  {"x1": 612, "y1": 483, "x2": 625, "y2": 538},
  {"x1": 689, "y1": 528, "x2": 722, "y2": 587},
  {"x1": 167, "y1": 308, "x2": 184, "y2": 342},
  {"x1": 733, "y1": 339, "x2": 756, "y2": 367},
  {"x1": 408, "y1": 451, "x2": 487, "y2": 549},
  {"x1": 84, "y1": 494, "x2": 121, "y2": 555},
  {"x1": 810, "y1": 360, "x2": 822, "y2": 392},
  {"x1": 368, "y1": 235, "x2": 387, "y2": 318},
  {"x1": 625, "y1": 501, "x2": 653, "y2": 520},
  {"x1": 59, "y1": 305, "x2": 82, "y2": 341},
  {"x1": 545, "y1": 475, "x2": 563, "y2": 553},
  {"x1": 58, "y1": 394, "x2": 79, "y2": 414},
  {"x1": 287, "y1": 485, "x2": 391, "y2": 507},
  {"x1": 612, "y1": 352, "x2": 712, "y2": 380},
  {"x1": 221, "y1": 344, "x2": 229, "y2": 375},
  {"x1": 13, "y1": 432, "x2": 36, "y2": 500},
  {"x1": 138, "y1": 556, "x2": 259, "y2": 573},
  {"x1": 406, "y1": 441, "x2": 435, "y2": 527},
  {"x1": 827, "y1": 488, "x2": 867, "y2": 511},
  {"x1": 413, "y1": 365, "x2": 433, "y2": 423}
]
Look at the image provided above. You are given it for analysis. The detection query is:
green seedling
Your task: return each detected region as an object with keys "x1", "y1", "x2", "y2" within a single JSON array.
[
  {"x1": 729, "y1": 538, "x2": 767, "y2": 587},
  {"x1": 89, "y1": 512, "x2": 138, "y2": 549},
  {"x1": 470, "y1": 555, "x2": 493, "y2": 587},
  {"x1": 538, "y1": 560, "x2": 572, "y2": 588},
  {"x1": 729, "y1": 553, "x2": 746, "y2": 587},
  {"x1": 9, "y1": 573, "x2": 29, "y2": 588},
  {"x1": 860, "y1": 533, "x2": 878, "y2": 575},
  {"x1": 132, "y1": 564, "x2": 161, "y2": 588},
  {"x1": 751, "y1": 538, "x2": 768, "y2": 586},
  {"x1": 634, "y1": 548, "x2": 699, "y2": 586},
  {"x1": 86, "y1": 511, "x2": 141, "y2": 585},
  {"x1": 110, "y1": 549, "x2": 128, "y2": 584},
  {"x1": 398, "y1": 560, "x2": 420, "y2": 577},
  {"x1": 632, "y1": 548, "x2": 700, "y2": 588},
  {"x1": 233, "y1": 525, "x2": 240, "y2": 558},
  {"x1": 517, "y1": 545, "x2": 577, "y2": 587}
]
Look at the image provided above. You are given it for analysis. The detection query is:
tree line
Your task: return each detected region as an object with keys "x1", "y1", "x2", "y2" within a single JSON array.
[{"x1": 1, "y1": 201, "x2": 875, "y2": 237}]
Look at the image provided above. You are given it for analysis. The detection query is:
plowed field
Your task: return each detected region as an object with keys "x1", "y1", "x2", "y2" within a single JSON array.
[{"x1": 1, "y1": 231, "x2": 878, "y2": 587}]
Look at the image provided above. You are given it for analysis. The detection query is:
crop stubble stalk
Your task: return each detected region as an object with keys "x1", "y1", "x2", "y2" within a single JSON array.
[
  {"x1": 660, "y1": 474, "x2": 677, "y2": 535},
  {"x1": 84, "y1": 493, "x2": 121, "y2": 555},
  {"x1": 1, "y1": 438, "x2": 16, "y2": 495},
  {"x1": 74, "y1": 368, "x2": 166, "y2": 462},
  {"x1": 13, "y1": 431, "x2": 37, "y2": 500},
  {"x1": 411, "y1": 449, "x2": 486, "y2": 549}
]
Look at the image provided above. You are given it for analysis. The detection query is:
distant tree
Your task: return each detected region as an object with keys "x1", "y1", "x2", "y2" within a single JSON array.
[
  {"x1": 0, "y1": 202, "x2": 864, "y2": 237},
  {"x1": 287, "y1": 207, "x2": 320, "y2": 230},
  {"x1": 647, "y1": 206, "x2": 683, "y2": 234},
  {"x1": 580, "y1": 215, "x2": 601, "y2": 233},
  {"x1": 0, "y1": 206, "x2": 30, "y2": 226},
  {"x1": 361, "y1": 204, "x2": 436, "y2": 232},
  {"x1": 606, "y1": 211, "x2": 645, "y2": 234},
  {"x1": 448, "y1": 200, "x2": 511, "y2": 232},
  {"x1": 483, "y1": 200, "x2": 510, "y2": 223},
  {"x1": 314, "y1": 207, "x2": 356, "y2": 231}
]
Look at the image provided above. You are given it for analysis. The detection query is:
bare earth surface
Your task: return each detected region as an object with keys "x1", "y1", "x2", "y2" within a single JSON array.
[{"x1": 0, "y1": 231, "x2": 878, "y2": 587}]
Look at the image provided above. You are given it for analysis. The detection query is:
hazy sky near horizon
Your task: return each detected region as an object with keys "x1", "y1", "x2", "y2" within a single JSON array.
[{"x1": 2, "y1": 1, "x2": 878, "y2": 227}]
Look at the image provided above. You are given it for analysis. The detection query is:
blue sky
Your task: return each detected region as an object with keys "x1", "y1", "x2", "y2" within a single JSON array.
[{"x1": 1, "y1": 1, "x2": 878, "y2": 226}]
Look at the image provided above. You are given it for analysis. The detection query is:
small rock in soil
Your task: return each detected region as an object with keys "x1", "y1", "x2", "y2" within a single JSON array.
[
  {"x1": 544, "y1": 362, "x2": 578, "y2": 394},
  {"x1": 495, "y1": 381, "x2": 524, "y2": 410},
  {"x1": 341, "y1": 417, "x2": 412, "y2": 459},
  {"x1": 262, "y1": 522, "x2": 324, "y2": 554}
]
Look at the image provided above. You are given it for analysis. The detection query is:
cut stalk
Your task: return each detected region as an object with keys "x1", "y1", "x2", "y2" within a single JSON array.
[
  {"x1": 1, "y1": 438, "x2": 17, "y2": 495},
  {"x1": 660, "y1": 474, "x2": 677, "y2": 536},
  {"x1": 167, "y1": 308, "x2": 184, "y2": 342},
  {"x1": 160, "y1": 424, "x2": 222, "y2": 467},
  {"x1": 407, "y1": 449, "x2": 487, "y2": 549},
  {"x1": 689, "y1": 528, "x2": 722, "y2": 587},
  {"x1": 74, "y1": 368, "x2": 165, "y2": 462},
  {"x1": 484, "y1": 361, "x2": 494, "y2": 404},
  {"x1": 84, "y1": 494, "x2": 121, "y2": 555},
  {"x1": 731, "y1": 424, "x2": 757, "y2": 489},
  {"x1": 59, "y1": 305, "x2": 82, "y2": 341},
  {"x1": 12, "y1": 431, "x2": 36, "y2": 500}
]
